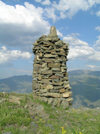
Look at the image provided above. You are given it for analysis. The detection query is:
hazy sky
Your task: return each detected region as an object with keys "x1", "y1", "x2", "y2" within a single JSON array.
[{"x1": 0, "y1": 0, "x2": 100, "y2": 78}]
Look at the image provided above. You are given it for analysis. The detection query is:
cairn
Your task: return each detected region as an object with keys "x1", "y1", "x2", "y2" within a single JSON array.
[{"x1": 32, "y1": 26, "x2": 72, "y2": 108}]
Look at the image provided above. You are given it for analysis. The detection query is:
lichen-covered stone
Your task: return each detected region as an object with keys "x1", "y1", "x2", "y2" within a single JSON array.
[{"x1": 32, "y1": 26, "x2": 72, "y2": 108}]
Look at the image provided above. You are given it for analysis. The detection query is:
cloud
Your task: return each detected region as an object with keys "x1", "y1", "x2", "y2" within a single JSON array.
[
  {"x1": 35, "y1": 0, "x2": 42, "y2": 2},
  {"x1": 95, "y1": 36, "x2": 100, "y2": 46},
  {"x1": 42, "y1": 0, "x2": 51, "y2": 5},
  {"x1": 95, "y1": 0, "x2": 100, "y2": 4},
  {"x1": 89, "y1": 51, "x2": 100, "y2": 61},
  {"x1": 0, "y1": 1, "x2": 50, "y2": 50},
  {"x1": 44, "y1": 7, "x2": 57, "y2": 21},
  {"x1": 64, "y1": 34, "x2": 100, "y2": 61},
  {"x1": 0, "y1": 1, "x2": 44, "y2": 25},
  {"x1": 42, "y1": 0, "x2": 100, "y2": 20},
  {"x1": 63, "y1": 34, "x2": 94, "y2": 59},
  {"x1": 0, "y1": 46, "x2": 32, "y2": 64},
  {"x1": 95, "y1": 26, "x2": 100, "y2": 31},
  {"x1": 87, "y1": 64, "x2": 100, "y2": 70},
  {"x1": 35, "y1": 0, "x2": 51, "y2": 5},
  {"x1": 96, "y1": 10, "x2": 100, "y2": 16},
  {"x1": 68, "y1": 45, "x2": 94, "y2": 59},
  {"x1": 44, "y1": 0, "x2": 100, "y2": 20},
  {"x1": 64, "y1": 34, "x2": 88, "y2": 46},
  {"x1": 53, "y1": 0, "x2": 94, "y2": 18},
  {"x1": 87, "y1": 64, "x2": 96, "y2": 69},
  {"x1": 57, "y1": 30, "x2": 63, "y2": 37},
  {"x1": 94, "y1": 36, "x2": 100, "y2": 50}
]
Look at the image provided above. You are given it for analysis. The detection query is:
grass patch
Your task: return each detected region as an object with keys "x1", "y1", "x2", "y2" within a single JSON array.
[{"x1": 0, "y1": 92, "x2": 100, "y2": 134}]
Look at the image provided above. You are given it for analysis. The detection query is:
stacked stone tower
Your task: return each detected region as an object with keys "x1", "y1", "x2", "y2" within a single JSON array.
[{"x1": 32, "y1": 26, "x2": 72, "y2": 108}]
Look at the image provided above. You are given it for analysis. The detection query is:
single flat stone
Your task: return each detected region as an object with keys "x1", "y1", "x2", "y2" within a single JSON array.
[
  {"x1": 46, "y1": 85, "x2": 53, "y2": 90},
  {"x1": 34, "y1": 64, "x2": 41, "y2": 71},
  {"x1": 41, "y1": 70, "x2": 52, "y2": 75},
  {"x1": 59, "y1": 89, "x2": 66, "y2": 93},
  {"x1": 41, "y1": 79, "x2": 50, "y2": 84},
  {"x1": 64, "y1": 83, "x2": 71, "y2": 89},
  {"x1": 52, "y1": 81, "x2": 63, "y2": 86},
  {"x1": 52, "y1": 68, "x2": 60, "y2": 71},
  {"x1": 38, "y1": 75, "x2": 42, "y2": 80},
  {"x1": 55, "y1": 40, "x2": 63, "y2": 46},
  {"x1": 61, "y1": 67, "x2": 66, "y2": 72},
  {"x1": 48, "y1": 63, "x2": 60, "y2": 68},
  {"x1": 43, "y1": 58, "x2": 55, "y2": 62},
  {"x1": 44, "y1": 54, "x2": 57, "y2": 58},
  {"x1": 42, "y1": 93, "x2": 61, "y2": 98},
  {"x1": 62, "y1": 91, "x2": 72, "y2": 98},
  {"x1": 42, "y1": 63, "x2": 47, "y2": 68}
]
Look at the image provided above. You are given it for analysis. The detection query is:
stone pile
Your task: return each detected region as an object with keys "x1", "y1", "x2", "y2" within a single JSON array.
[{"x1": 32, "y1": 26, "x2": 72, "y2": 108}]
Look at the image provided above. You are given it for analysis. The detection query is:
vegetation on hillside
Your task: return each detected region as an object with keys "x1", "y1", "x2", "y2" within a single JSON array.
[{"x1": 0, "y1": 92, "x2": 100, "y2": 134}]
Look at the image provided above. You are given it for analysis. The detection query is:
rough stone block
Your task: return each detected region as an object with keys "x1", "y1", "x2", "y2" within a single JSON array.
[{"x1": 62, "y1": 91, "x2": 72, "y2": 98}]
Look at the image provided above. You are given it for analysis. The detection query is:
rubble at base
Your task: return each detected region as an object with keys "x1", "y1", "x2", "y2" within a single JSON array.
[{"x1": 32, "y1": 26, "x2": 72, "y2": 108}]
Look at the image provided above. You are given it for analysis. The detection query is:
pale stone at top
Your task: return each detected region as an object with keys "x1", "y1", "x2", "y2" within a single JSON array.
[{"x1": 48, "y1": 26, "x2": 58, "y2": 37}]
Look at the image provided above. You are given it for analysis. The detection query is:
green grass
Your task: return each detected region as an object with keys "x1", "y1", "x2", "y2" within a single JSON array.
[{"x1": 0, "y1": 92, "x2": 100, "y2": 134}]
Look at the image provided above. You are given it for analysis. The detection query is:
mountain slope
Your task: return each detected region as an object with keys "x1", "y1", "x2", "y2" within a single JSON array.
[
  {"x1": 69, "y1": 70, "x2": 100, "y2": 108},
  {"x1": 0, "y1": 75, "x2": 32, "y2": 93}
]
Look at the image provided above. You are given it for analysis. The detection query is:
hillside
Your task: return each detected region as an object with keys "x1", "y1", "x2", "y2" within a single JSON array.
[
  {"x1": 0, "y1": 75, "x2": 32, "y2": 93},
  {"x1": 0, "y1": 70, "x2": 100, "y2": 108},
  {"x1": 0, "y1": 92, "x2": 100, "y2": 134},
  {"x1": 69, "y1": 70, "x2": 100, "y2": 108}
]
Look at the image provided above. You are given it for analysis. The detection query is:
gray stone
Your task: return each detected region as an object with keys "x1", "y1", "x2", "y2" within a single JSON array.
[
  {"x1": 48, "y1": 63, "x2": 60, "y2": 68},
  {"x1": 32, "y1": 26, "x2": 72, "y2": 108},
  {"x1": 44, "y1": 54, "x2": 56, "y2": 58},
  {"x1": 48, "y1": 26, "x2": 58, "y2": 37},
  {"x1": 42, "y1": 93, "x2": 61, "y2": 98},
  {"x1": 62, "y1": 91, "x2": 72, "y2": 98},
  {"x1": 55, "y1": 40, "x2": 63, "y2": 46},
  {"x1": 59, "y1": 89, "x2": 66, "y2": 93}
]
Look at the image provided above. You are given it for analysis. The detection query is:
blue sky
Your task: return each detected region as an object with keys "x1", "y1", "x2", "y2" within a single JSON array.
[{"x1": 0, "y1": 0, "x2": 100, "y2": 79}]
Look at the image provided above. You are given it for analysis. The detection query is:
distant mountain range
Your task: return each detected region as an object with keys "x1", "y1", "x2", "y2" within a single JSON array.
[
  {"x1": 0, "y1": 70, "x2": 100, "y2": 108},
  {"x1": 0, "y1": 75, "x2": 32, "y2": 93},
  {"x1": 69, "y1": 70, "x2": 100, "y2": 108}
]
